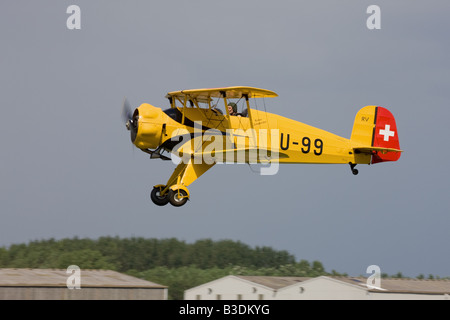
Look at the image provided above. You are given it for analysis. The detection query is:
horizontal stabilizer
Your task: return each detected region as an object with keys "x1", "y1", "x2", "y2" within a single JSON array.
[{"x1": 354, "y1": 146, "x2": 403, "y2": 154}]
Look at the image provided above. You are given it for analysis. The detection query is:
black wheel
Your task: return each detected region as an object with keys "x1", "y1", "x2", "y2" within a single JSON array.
[
  {"x1": 150, "y1": 186, "x2": 170, "y2": 206},
  {"x1": 352, "y1": 169, "x2": 359, "y2": 175},
  {"x1": 169, "y1": 189, "x2": 188, "y2": 207}
]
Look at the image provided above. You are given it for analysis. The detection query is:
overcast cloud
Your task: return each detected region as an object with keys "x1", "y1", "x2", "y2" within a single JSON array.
[{"x1": 0, "y1": 1, "x2": 449, "y2": 278}]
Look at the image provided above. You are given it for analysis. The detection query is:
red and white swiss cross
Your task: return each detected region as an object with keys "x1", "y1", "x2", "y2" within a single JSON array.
[{"x1": 372, "y1": 106, "x2": 401, "y2": 164}]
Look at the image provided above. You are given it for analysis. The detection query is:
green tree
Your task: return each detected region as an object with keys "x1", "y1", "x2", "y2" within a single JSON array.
[{"x1": 57, "y1": 249, "x2": 115, "y2": 270}]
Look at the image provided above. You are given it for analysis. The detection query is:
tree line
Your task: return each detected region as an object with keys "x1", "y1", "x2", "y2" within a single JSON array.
[
  {"x1": 1, "y1": 237, "x2": 445, "y2": 299},
  {"x1": 0, "y1": 237, "x2": 307, "y2": 271},
  {"x1": 0, "y1": 236, "x2": 338, "y2": 299}
]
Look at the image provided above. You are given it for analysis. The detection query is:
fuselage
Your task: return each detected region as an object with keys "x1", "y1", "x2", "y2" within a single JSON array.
[{"x1": 132, "y1": 104, "x2": 358, "y2": 165}]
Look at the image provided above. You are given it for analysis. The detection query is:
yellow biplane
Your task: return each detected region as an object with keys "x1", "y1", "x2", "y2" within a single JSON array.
[{"x1": 122, "y1": 86, "x2": 402, "y2": 207}]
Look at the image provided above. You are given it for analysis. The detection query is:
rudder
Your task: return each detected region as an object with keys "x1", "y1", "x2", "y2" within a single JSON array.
[{"x1": 351, "y1": 106, "x2": 401, "y2": 164}]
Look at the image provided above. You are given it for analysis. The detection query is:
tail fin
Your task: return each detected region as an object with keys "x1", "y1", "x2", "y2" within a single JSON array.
[{"x1": 351, "y1": 106, "x2": 402, "y2": 164}]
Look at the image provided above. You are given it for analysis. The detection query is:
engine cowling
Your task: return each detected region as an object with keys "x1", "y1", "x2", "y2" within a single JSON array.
[{"x1": 131, "y1": 103, "x2": 163, "y2": 150}]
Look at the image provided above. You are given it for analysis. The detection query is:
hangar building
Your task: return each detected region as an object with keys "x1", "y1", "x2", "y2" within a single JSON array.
[
  {"x1": 0, "y1": 268, "x2": 167, "y2": 300},
  {"x1": 184, "y1": 275, "x2": 450, "y2": 300}
]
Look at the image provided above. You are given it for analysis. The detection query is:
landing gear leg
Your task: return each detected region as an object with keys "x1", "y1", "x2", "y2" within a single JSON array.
[
  {"x1": 349, "y1": 163, "x2": 359, "y2": 176},
  {"x1": 151, "y1": 159, "x2": 214, "y2": 207}
]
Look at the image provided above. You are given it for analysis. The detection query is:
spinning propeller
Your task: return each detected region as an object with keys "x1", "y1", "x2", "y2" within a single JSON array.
[{"x1": 121, "y1": 97, "x2": 138, "y2": 143}]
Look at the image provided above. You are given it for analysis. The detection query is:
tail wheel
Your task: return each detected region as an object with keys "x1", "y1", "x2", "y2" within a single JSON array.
[
  {"x1": 349, "y1": 163, "x2": 359, "y2": 176},
  {"x1": 150, "y1": 186, "x2": 170, "y2": 206},
  {"x1": 169, "y1": 189, "x2": 188, "y2": 207}
]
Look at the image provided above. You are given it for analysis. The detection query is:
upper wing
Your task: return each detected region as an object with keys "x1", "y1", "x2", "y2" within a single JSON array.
[{"x1": 166, "y1": 86, "x2": 278, "y2": 101}]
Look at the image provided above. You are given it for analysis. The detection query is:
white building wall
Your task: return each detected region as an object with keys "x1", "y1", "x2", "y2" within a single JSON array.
[
  {"x1": 185, "y1": 276, "x2": 450, "y2": 300},
  {"x1": 275, "y1": 277, "x2": 368, "y2": 300},
  {"x1": 276, "y1": 277, "x2": 450, "y2": 300},
  {"x1": 184, "y1": 276, "x2": 274, "y2": 300}
]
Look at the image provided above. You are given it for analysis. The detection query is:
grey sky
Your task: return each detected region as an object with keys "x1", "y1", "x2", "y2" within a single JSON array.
[{"x1": 1, "y1": 1, "x2": 449, "y2": 278}]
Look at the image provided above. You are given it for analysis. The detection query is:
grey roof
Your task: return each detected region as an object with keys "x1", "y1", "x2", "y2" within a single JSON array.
[
  {"x1": 0, "y1": 268, "x2": 167, "y2": 288},
  {"x1": 235, "y1": 276, "x2": 311, "y2": 290},
  {"x1": 332, "y1": 277, "x2": 450, "y2": 294}
]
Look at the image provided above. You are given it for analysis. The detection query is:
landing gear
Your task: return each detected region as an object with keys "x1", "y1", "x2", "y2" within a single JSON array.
[
  {"x1": 150, "y1": 186, "x2": 170, "y2": 206},
  {"x1": 349, "y1": 163, "x2": 359, "y2": 175},
  {"x1": 151, "y1": 185, "x2": 189, "y2": 207},
  {"x1": 149, "y1": 158, "x2": 205, "y2": 208},
  {"x1": 168, "y1": 189, "x2": 188, "y2": 207}
]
